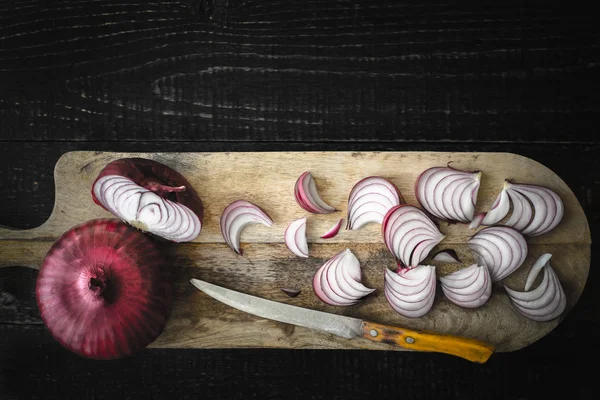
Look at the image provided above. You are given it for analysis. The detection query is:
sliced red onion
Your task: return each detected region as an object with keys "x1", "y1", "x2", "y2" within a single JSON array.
[
  {"x1": 93, "y1": 175, "x2": 201, "y2": 242},
  {"x1": 440, "y1": 264, "x2": 492, "y2": 308},
  {"x1": 312, "y1": 249, "x2": 375, "y2": 306},
  {"x1": 220, "y1": 200, "x2": 274, "y2": 255},
  {"x1": 525, "y1": 253, "x2": 553, "y2": 291},
  {"x1": 504, "y1": 253, "x2": 566, "y2": 322},
  {"x1": 504, "y1": 181, "x2": 564, "y2": 236},
  {"x1": 92, "y1": 158, "x2": 203, "y2": 242},
  {"x1": 505, "y1": 189, "x2": 533, "y2": 231},
  {"x1": 294, "y1": 171, "x2": 336, "y2": 214},
  {"x1": 468, "y1": 226, "x2": 527, "y2": 282},
  {"x1": 284, "y1": 217, "x2": 309, "y2": 258},
  {"x1": 481, "y1": 184, "x2": 510, "y2": 225},
  {"x1": 320, "y1": 218, "x2": 343, "y2": 239},
  {"x1": 469, "y1": 213, "x2": 486, "y2": 229},
  {"x1": 431, "y1": 249, "x2": 461, "y2": 263},
  {"x1": 281, "y1": 288, "x2": 301, "y2": 298},
  {"x1": 346, "y1": 176, "x2": 405, "y2": 230},
  {"x1": 415, "y1": 164, "x2": 481, "y2": 223},
  {"x1": 382, "y1": 205, "x2": 445, "y2": 268},
  {"x1": 384, "y1": 265, "x2": 436, "y2": 318}
]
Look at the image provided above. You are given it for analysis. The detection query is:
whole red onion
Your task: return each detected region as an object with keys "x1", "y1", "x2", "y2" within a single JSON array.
[{"x1": 36, "y1": 219, "x2": 173, "y2": 360}]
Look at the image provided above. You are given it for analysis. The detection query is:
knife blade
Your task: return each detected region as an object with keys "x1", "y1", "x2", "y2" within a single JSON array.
[{"x1": 190, "y1": 278, "x2": 495, "y2": 363}]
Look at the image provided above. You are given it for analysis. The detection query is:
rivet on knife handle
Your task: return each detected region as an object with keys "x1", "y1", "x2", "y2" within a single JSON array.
[{"x1": 361, "y1": 321, "x2": 495, "y2": 363}]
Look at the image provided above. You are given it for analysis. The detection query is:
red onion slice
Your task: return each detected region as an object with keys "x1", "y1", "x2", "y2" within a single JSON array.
[
  {"x1": 504, "y1": 182, "x2": 564, "y2": 236},
  {"x1": 284, "y1": 217, "x2": 309, "y2": 258},
  {"x1": 220, "y1": 200, "x2": 274, "y2": 255},
  {"x1": 504, "y1": 254, "x2": 566, "y2": 321},
  {"x1": 525, "y1": 253, "x2": 553, "y2": 291},
  {"x1": 481, "y1": 185, "x2": 510, "y2": 225},
  {"x1": 382, "y1": 205, "x2": 445, "y2": 268},
  {"x1": 384, "y1": 265, "x2": 436, "y2": 318},
  {"x1": 347, "y1": 177, "x2": 405, "y2": 229},
  {"x1": 469, "y1": 213, "x2": 486, "y2": 229},
  {"x1": 505, "y1": 189, "x2": 533, "y2": 231},
  {"x1": 294, "y1": 171, "x2": 336, "y2": 214},
  {"x1": 431, "y1": 249, "x2": 461, "y2": 263},
  {"x1": 312, "y1": 249, "x2": 375, "y2": 306},
  {"x1": 281, "y1": 288, "x2": 301, "y2": 298},
  {"x1": 415, "y1": 164, "x2": 481, "y2": 223},
  {"x1": 383, "y1": 206, "x2": 438, "y2": 256},
  {"x1": 440, "y1": 264, "x2": 492, "y2": 308},
  {"x1": 320, "y1": 218, "x2": 343, "y2": 239},
  {"x1": 468, "y1": 226, "x2": 527, "y2": 282}
]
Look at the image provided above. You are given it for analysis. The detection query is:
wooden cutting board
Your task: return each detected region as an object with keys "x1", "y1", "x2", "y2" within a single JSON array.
[{"x1": 0, "y1": 151, "x2": 591, "y2": 353}]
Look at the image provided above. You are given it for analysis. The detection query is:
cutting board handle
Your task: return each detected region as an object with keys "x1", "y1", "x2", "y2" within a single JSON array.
[{"x1": 0, "y1": 225, "x2": 51, "y2": 269}]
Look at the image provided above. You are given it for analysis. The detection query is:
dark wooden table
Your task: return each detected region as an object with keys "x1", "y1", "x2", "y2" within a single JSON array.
[{"x1": 1, "y1": 1, "x2": 597, "y2": 398}]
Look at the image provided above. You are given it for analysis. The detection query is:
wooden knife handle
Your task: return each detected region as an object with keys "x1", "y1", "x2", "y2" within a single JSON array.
[{"x1": 361, "y1": 321, "x2": 495, "y2": 363}]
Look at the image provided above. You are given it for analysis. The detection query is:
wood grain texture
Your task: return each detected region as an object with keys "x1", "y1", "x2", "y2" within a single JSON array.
[
  {"x1": 0, "y1": 0, "x2": 598, "y2": 143},
  {"x1": 0, "y1": 151, "x2": 591, "y2": 353}
]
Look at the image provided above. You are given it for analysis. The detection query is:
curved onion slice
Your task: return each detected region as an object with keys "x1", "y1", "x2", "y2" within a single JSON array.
[
  {"x1": 220, "y1": 200, "x2": 274, "y2": 255},
  {"x1": 382, "y1": 205, "x2": 445, "y2": 268},
  {"x1": 281, "y1": 288, "x2": 301, "y2": 298},
  {"x1": 415, "y1": 164, "x2": 482, "y2": 222},
  {"x1": 504, "y1": 181, "x2": 564, "y2": 236},
  {"x1": 93, "y1": 175, "x2": 201, "y2": 242},
  {"x1": 384, "y1": 265, "x2": 436, "y2": 318},
  {"x1": 284, "y1": 217, "x2": 309, "y2": 258},
  {"x1": 481, "y1": 184, "x2": 510, "y2": 226},
  {"x1": 468, "y1": 226, "x2": 527, "y2": 282},
  {"x1": 440, "y1": 264, "x2": 492, "y2": 308},
  {"x1": 321, "y1": 218, "x2": 343, "y2": 239},
  {"x1": 294, "y1": 171, "x2": 336, "y2": 214},
  {"x1": 504, "y1": 253, "x2": 566, "y2": 322},
  {"x1": 469, "y1": 213, "x2": 485, "y2": 229},
  {"x1": 431, "y1": 249, "x2": 461, "y2": 263},
  {"x1": 312, "y1": 249, "x2": 375, "y2": 306},
  {"x1": 346, "y1": 176, "x2": 405, "y2": 230}
]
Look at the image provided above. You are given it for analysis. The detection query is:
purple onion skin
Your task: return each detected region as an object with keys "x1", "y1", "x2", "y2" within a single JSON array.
[{"x1": 36, "y1": 219, "x2": 173, "y2": 360}]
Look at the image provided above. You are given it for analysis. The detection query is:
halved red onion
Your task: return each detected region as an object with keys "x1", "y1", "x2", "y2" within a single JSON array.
[
  {"x1": 467, "y1": 226, "x2": 527, "y2": 282},
  {"x1": 284, "y1": 217, "x2": 309, "y2": 258},
  {"x1": 431, "y1": 249, "x2": 461, "y2": 263},
  {"x1": 92, "y1": 158, "x2": 203, "y2": 242},
  {"x1": 294, "y1": 171, "x2": 336, "y2": 214},
  {"x1": 36, "y1": 219, "x2": 172, "y2": 360},
  {"x1": 504, "y1": 181, "x2": 564, "y2": 236},
  {"x1": 312, "y1": 249, "x2": 375, "y2": 306},
  {"x1": 384, "y1": 265, "x2": 436, "y2": 318},
  {"x1": 415, "y1": 163, "x2": 481, "y2": 223},
  {"x1": 346, "y1": 176, "x2": 405, "y2": 230},
  {"x1": 320, "y1": 218, "x2": 343, "y2": 239},
  {"x1": 439, "y1": 264, "x2": 492, "y2": 308},
  {"x1": 220, "y1": 200, "x2": 274, "y2": 255},
  {"x1": 382, "y1": 204, "x2": 445, "y2": 268},
  {"x1": 481, "y1": 184, "x2": 510, "y2": 226},
  {"x1": 504, "y1": 253, "x2": 566, "y2": 322}
]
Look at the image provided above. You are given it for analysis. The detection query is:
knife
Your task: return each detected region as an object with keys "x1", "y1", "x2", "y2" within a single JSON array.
[{"x1": 190, "y1": 279, "x2": 495, "y2": 363}]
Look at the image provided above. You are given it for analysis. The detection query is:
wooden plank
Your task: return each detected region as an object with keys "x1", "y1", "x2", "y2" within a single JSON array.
[
  {"x1": 0, "y1": 151, "x2": 591, "y2": 352},
  {"x1": 0, "y1": 1, "x2": 598, "y2": 143}
]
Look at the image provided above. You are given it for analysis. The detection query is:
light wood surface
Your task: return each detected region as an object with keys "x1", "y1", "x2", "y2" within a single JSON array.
[{"x1": 0, "y1": 151, "x2": 591, "y2": 352}]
